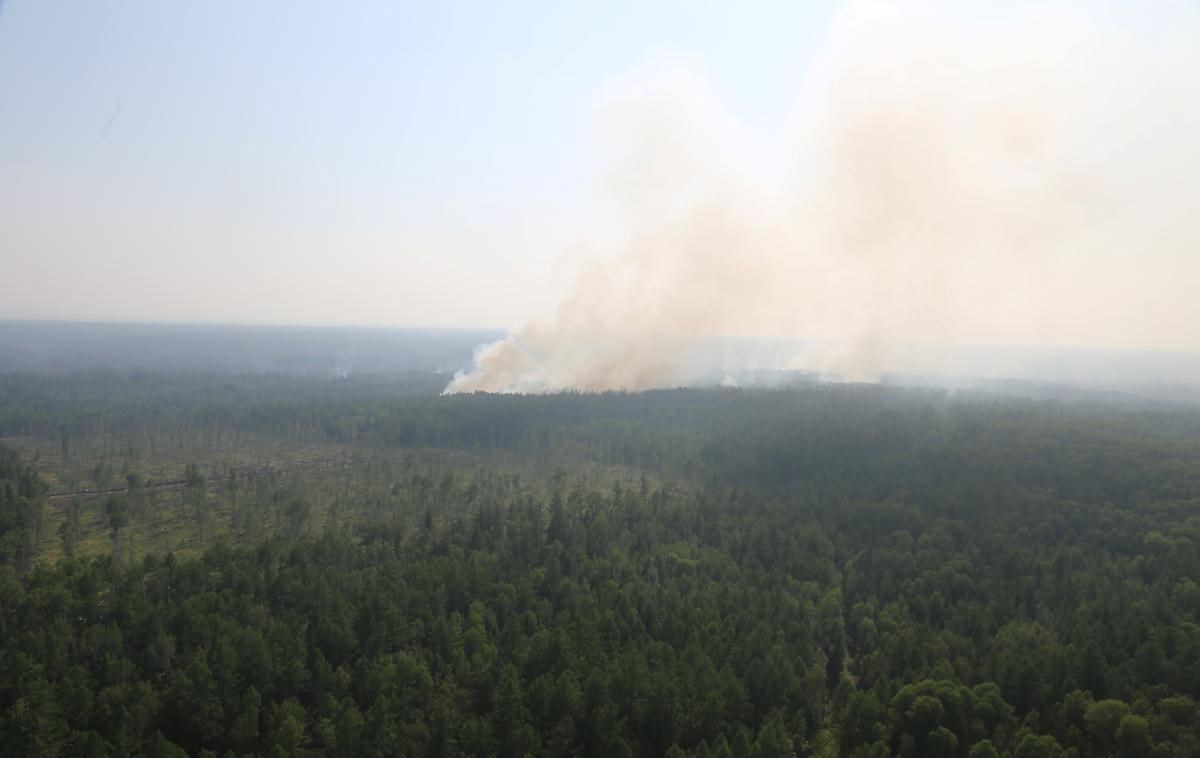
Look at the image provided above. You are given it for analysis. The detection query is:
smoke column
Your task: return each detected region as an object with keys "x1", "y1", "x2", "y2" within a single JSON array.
[{"x1": 447, "y1": 0, "x2": 1200, "y2": 394}]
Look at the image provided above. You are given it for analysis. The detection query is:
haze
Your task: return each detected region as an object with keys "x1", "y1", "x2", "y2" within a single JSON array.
[
  {"x1": 0, "y1": 0, "x2": 834, "y2": 329},
  {"x1": 3, "y1": 1, "x2": 1198, "y2": 391}
]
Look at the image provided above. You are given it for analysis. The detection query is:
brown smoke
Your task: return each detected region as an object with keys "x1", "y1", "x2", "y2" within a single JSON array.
[{"x1": 447, "y1": 1, "x2": 1200, "y2": 394}]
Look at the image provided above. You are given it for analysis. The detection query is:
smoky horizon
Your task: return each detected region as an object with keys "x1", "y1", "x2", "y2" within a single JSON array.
[{"x1": 3, "y1": 1, "x2": 1198, "y2": 393}]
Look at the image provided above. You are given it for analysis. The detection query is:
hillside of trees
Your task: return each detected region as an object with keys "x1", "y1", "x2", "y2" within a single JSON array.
[{"x1": 1, "y1": 372, "x2": 1199, "y2": 756}]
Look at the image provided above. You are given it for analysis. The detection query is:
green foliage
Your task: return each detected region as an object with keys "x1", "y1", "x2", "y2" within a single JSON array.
[{"x1": 2, "y1": 376, "x2": 1200, "y2": 756}]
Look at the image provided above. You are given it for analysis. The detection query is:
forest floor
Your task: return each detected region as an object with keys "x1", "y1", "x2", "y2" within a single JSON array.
[{"x1": 14, "y1": 432, "x2": 672, "y2": 566}]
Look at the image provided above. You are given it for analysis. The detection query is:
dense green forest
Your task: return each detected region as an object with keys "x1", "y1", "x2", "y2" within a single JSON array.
[{"x1": 2, "y1": 370, "x2": 1200, "y2": 756}]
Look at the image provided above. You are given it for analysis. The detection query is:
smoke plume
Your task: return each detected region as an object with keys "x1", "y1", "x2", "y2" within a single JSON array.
[{"x1": 447, "y1": 0, "x2": 1200, "y2": 393}]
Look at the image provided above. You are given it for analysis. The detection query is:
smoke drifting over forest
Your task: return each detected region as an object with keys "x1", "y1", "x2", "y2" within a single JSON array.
[{"x1": 447, "y1": 1, "x2": 1200, "y2": 394}]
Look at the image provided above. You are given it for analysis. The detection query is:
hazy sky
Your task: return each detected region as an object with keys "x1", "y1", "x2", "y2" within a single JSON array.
[
  {"x1": 6, "y1": 1, "x2": 1199, "y2": 393},
  {"x1": 0, "y1": 0, "x2": 836, "y2": 327}
]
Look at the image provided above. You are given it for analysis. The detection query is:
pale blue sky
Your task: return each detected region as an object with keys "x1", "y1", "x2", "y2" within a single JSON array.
[{"x1": 0, "y1": 1, "x2": 837, "y2": 327}]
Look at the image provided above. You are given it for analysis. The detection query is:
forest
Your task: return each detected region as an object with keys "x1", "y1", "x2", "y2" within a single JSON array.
[{"x1": 2, "y1": 367, "x2": 1200, "y2": 757}]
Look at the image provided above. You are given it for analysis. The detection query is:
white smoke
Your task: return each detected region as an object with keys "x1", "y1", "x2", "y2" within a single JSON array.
[{"x1": 447, "y1": 0, "x2": 1200, "y2": 394}]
